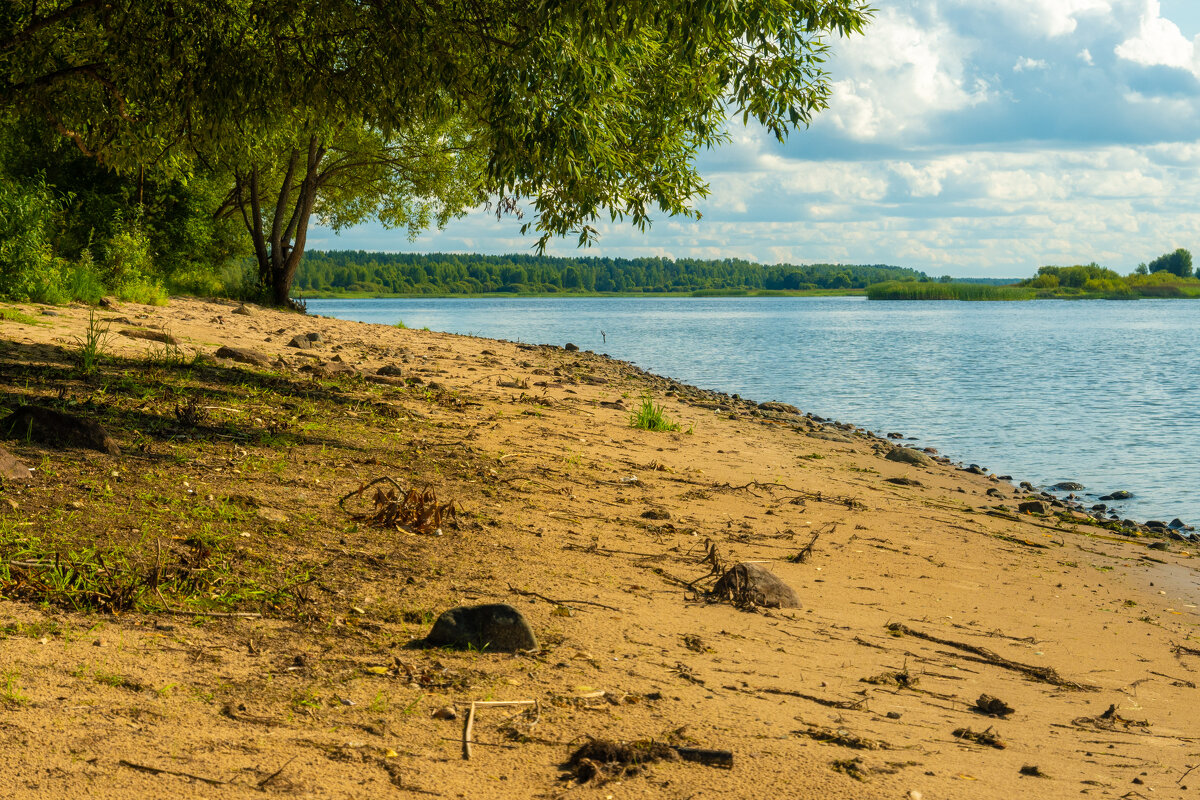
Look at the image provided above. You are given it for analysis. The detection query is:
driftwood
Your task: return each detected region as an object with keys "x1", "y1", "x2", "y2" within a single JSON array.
[
  {"x1": 886, "y1": 623, "x2": 1097, "y2": 691},
  {"x1": 462, "y1": 700, "x2": 539, "y2": 760}
]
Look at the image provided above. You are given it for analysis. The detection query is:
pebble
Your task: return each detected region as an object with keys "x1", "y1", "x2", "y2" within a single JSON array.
[{"x1": 432, "y1": 706, "x2": 457, "y2": 721}]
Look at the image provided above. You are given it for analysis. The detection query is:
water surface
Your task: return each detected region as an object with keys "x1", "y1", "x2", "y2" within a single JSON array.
[{"x1": 308, "y1": 296, "x2": 1199, "y2": 524}]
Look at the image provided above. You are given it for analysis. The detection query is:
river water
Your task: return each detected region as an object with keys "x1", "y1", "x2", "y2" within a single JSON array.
[{"x1": 307, "y1": 296, "x2": 1199, "y2": 524}]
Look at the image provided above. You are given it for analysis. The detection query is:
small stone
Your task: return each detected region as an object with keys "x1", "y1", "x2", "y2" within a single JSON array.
[
  {"x1": 288, "y1": 335, "x2": 312, "y2": 349},
  {"x1": 1018, "y1": 500, "x2": 1049, "y2": 515},
  {"x1": 564, "y1": 342, "x2": 579, "y2": 351},
  {"x1": 306, "y1": 332, "x2": 323, "y2": 343},
  {"x1": 232, "y1": 304, "x2": 253, "y2": 315},
  {"x1": 0, "y1": 445, "x2": 33, "y2": 484},
  {"x1": 432, "y1": 706, "x2": 457, "y2": 721}
]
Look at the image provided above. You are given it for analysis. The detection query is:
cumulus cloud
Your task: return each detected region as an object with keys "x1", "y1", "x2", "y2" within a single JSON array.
[
  {"x1": 1115, "y1": 0, "x2": 1198, "y2": 74},
  {"x1": 316, "y1": 0, "x2": 1200, "y2": 277}
]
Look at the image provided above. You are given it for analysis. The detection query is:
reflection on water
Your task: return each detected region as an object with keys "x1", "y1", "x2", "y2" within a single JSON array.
[{"x1": 308, "y1": 296, "x2": 1200, "y2": 524}]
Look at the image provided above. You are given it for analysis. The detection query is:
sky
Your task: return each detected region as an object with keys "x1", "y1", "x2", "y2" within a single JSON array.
[{"x1": 310, "y1": 0, "x2": 1200, "y2": 278}]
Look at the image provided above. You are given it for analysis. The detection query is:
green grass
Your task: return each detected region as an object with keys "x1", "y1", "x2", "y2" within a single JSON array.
[
  {"x1": 630, "y1": 395, "x2": 679, "y2": 432},
  {"x1": 866, "y1": 281, "x2": 1035, "y2": 301},
  {"x1": 0, "y1": 307, "x2": 47, "y2": 326},
  {"x1": 0, "y1": 670, "x2": 28, "y2": 706},
  {"x1": 74, "y1": 310, "x2": 110, "y2": 375}
]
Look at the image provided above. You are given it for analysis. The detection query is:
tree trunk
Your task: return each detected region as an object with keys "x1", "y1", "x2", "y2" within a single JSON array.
[{"x1": 232, "y1": 136, "x2": 326, "y2": 307}]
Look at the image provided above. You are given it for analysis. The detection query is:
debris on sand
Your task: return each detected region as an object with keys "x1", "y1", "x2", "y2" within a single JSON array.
[
  {"x1": 709, "y1": 562, "x2": 801, "y2": 608},
  {"x1": 564, "y1": 738, "x2": 679, "y2": 783},
  {"x1": 974, "y1": 694, "x2": 1015, "y2": 718},
  {"x1": 952, "y1": 726, "x2": 1006, "y2": 749},
  {"x1": 563, "y1": 738, "x2": 732, "y2": 783},
  {"x1": 862, "y1": 669, "x2": 919, "y2": 689},
  {"x1": 1071, "y1": 703, "x2": 1150, "y2": 732},
  {"x1": 339, "y1": 476, "x2": 456, "y2": 534}
]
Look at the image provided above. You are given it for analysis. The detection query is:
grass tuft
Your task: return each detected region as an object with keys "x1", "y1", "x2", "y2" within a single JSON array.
[{"x1": 630, "y1": 394, "x2": 679, "y2": 432}]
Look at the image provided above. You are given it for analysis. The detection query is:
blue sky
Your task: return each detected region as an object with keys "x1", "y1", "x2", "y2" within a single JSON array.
[{"x1": 311, "y1": 0, "x2": 1200, "y2": 278}]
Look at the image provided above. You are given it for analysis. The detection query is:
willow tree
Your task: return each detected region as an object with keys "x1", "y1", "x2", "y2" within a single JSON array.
[{"x1": 2, "y1": 0, "x2": 873, "y2": 305}]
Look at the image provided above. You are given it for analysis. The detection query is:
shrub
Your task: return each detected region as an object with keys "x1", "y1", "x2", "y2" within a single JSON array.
[{"x1": 0, "y1": 175, "x2": 63, "y2": 302}]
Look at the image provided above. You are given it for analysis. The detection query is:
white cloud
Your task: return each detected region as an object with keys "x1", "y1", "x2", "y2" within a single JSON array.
[
  {"x1": 1015, "y1": 57, "x2": 1049, "y2": 71},
  {"x1": 1079, "y1": 48, "x2": 1095, "y2": 64},
  {"x1": 1115, "y1": 0, "x2": 1200, "y2": 74},
  {"x1": 958, "y1": 0, "x2": 1114, "y2": 38},
  {"x1": 822, "y1": 7, "x2": 987, "y2": 142}
]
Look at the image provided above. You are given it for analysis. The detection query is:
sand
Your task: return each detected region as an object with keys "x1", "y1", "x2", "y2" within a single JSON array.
[{"x1": 0, "y1": 295, "x2": 1196, "y2": 799}]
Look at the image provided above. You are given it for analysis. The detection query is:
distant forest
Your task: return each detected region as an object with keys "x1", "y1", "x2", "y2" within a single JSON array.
[{"x1": 295, "y1": 251, "x2": 930, "y2": 295}]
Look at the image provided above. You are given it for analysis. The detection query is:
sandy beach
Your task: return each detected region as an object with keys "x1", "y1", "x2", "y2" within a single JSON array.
[{"x1": 0, "y1": 295, "x2": 1197, "y2": 799}]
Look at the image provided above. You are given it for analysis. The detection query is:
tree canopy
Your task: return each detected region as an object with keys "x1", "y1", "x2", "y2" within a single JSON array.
[
  {"x1": 1, "y1": 0, "x2": 873, "y2": 304},
  {"x1": 1147, "y1": 248, "x2": 1193, "y2": 278}
]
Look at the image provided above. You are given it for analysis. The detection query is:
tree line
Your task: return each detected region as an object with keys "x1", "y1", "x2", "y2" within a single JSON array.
[{"x1": 295, "y1": 251, "x2": 927, "y2": 295}]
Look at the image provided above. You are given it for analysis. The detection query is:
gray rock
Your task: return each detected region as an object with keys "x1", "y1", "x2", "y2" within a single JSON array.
[
  {"x1": 963, "y1": 465, "x2": 986, "y2": 475},
  {"x1": 1018, "y1": 500, "x2": 1049, "y2": 515},
  {"x1": 759, "y1": 401, "x2": 801, "y2": 415},
  {"x1": 288, "y1": 335, "x2": 312, "y2": 349},
  {"x1": 1169, "y1": 518, "x2": 1188, "y2": 529},
  {"x1": 710, "y1": 562, "x2": 801, "y2": 609},
  {"x1": 306, "y1": 332, "x2": 323, "y2": 344},
  {"x1": 1100, "y1": 490, "x2": 1133, "y2": 501},
  {"x1": 214, "y1": 346, "x2": 273, "y2": 368},
  {"x1": 810, "y1": 431, "x2": 854, "y2": 443},
  {"x1": 424, "y1": 603, "x2": 538, "y2": 652},
  {"x1": 1050, "y1": 482, "x2": 1085, "y2": 491},
  {"x1": 0, "y1": 445, "x2": 33, "y2": 484},
  {"x1": 377, "y1": 364, "x2": 404, "y2": 377},
  {"x1": 564, "y1": 343, "x2": 579, "y2": 351},
  {"x1": 232, "y1": 303, "x2": 253, "y2": 315},
  {"x1": 885, "y1": 447, "x2": 934, "y2": 468}
]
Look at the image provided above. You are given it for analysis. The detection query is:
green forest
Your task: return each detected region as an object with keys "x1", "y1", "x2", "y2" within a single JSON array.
[{"x1": 295, "y1": 251, "x2": 926, "y2": 295}]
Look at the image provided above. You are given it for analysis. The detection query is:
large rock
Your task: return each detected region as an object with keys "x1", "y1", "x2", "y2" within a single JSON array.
[
  {"x1": 0, "y1": 406, "x2": 119, "y2": 455},
  {"x1": 759, "y1": 401, "x2": 801, "y2": 415},
  {"x1": 885, "y1": 447, "x2": 934, "y2": 468},
  {"x1": 1018, "y1": 500, "x2": 1049, "y2": 515},
  {"x1": 710, "y1": 563, "x2": 801, "y2": 609},
  {"x1": 424, "y1": 603, "x2": 538, "y2": 652},
  {"x1": 1050, "y1": 482, "x2": 1085, "y2": 492},
  {"x1": 1100, "y1": 490, "x2": 1133, "y2": 501},
  {"x1": 0, "y1": 445, "x2": 33, "y2": 484},
  {"x1": 214, "y1": 346, "x2": 273, "y2": 368}
]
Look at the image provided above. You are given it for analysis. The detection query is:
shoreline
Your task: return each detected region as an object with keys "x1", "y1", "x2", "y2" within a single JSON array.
[
  {"x1": 0, "y1": 295, "x2": 1198, "y2": 799},
  {"x1": 306, "y1": 296, "x2": 1195, "y2": 531}
]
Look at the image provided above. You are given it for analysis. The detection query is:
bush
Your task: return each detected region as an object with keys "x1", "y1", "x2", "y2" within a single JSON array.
[
  {"x1": 0, "y1": 175, "x2": 64, "y2": 302},
  {"x1": 65, "y1": 249, "x2": 105, "y2": 304}
]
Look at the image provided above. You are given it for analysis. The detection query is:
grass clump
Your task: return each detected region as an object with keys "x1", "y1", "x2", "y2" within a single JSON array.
[
  {"x1": 75, "y1": 310, "x2": 110, "y2": 375},
  {"x1": 630, "y1": 394, "x2": 679, "y2": 432},
  {"x1": 866, "y1": 281, "x2": 1034, "y2": 301}
]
